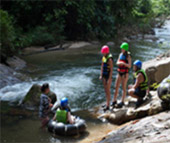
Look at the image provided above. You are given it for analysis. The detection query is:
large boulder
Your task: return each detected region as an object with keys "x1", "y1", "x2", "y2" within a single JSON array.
[
  {"x1": 157, "y1": 75, "x2": 170, "y2": 107},
  {"x1": 97, "y1": 91, "x2": 164, "y2": 125},
  {"x1": 143, "y1": 51, "x2": 170, "y2": 85},
  {"x1": 0, "y1": 64, "x2": 21, "y2": 89},
  {"x1": 6, "y1": 56, "x2": 26, "y2": 70},
  {"x1": 97, "y1": 111, "x2": 170, "y2": 143},
  {"x1": 22, "y1": 84, "x2": 57, "y2": 108}
]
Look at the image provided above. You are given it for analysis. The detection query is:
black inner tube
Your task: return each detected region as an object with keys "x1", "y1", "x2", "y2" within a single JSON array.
[{"x1": 47, "y1": 118, "x2": 87, "y2": 136}]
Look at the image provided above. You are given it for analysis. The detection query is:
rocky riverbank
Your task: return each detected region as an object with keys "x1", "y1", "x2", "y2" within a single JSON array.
[
  {"x1": 95, "y1": 51, "x2": 170, "y2": 143},
  {"x1": 0, "y1": 56, "x2": 29, "y2": 89},
  {"x1": 22, "y1": 41, "x2": 101, "y2": 56},
  {"x1": 97, "y1": 111, "x2": 170, "y2": 143}
]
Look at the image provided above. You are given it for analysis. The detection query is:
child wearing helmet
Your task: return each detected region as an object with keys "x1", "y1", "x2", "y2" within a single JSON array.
[
  {"x1": 39, "y1": 83, "x2": 53, "y2": 128},
  {"x1": 53, "y1": 97, "x2": 75, "y2": 124},
  {"x1": 100, "y1": 45, "x2": 113, "y2": 111},
  {"x1": 128, "y1": 60, "x2": 149, "y2": 108},
  {"x1": 111, "y1": 42, "x2": 131, "y2": 108}
]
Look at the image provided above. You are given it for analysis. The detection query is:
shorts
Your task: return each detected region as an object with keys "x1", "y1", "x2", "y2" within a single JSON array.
[
  {"x1": 102, "y1": 74, "x2": 109, "y2": 81},
  {"x1": 134, "y1": 88, "x2": 146, "y2": 98},
  {"x1": 118, "y1": 72, "x2": 128, "y2": 77}
]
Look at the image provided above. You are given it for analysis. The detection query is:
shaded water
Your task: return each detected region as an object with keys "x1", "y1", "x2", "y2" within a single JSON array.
[{"x1": 1, "y1": 21, "x2": 170, "y2": 143}]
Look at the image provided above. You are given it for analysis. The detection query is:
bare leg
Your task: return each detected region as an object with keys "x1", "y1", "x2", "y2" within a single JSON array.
[
  {"x1": 128, "y1": 84, "x2": 133, "y2": 89},
  {"x1": 113, "y1": 74, "x2": 122, "y2": 102},
  {"x1": 128, "y1": 88, "x2": 139, "y2": 99},
  {"x1": 103, "y1": 78, "x2": 112, "y2": 107},
  {"x1": 40, "y1": 116, "x2": 49, "y2": 128},
  {"x1": 121, "y1": 74, "x2": 129, "y2": 102}
]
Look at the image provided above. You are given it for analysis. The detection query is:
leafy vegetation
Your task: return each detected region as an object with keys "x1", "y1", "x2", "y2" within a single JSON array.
[{"x1": 0, "y1": 0, "x2": 170, "y2": 60}]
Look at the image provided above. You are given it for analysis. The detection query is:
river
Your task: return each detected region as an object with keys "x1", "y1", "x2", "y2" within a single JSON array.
[{"x1": 0, "y1": 20, "x2": 170, "y2": 143}]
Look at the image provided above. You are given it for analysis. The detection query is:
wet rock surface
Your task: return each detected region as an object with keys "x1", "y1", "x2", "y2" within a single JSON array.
[
  {"x1": 22, "y1": 84, "x2": 57, "y2": 108},
  {"x1": 143, "y1": 50, "x2": 170, "y2": 85},
  {"x1": 97, "y1": 91, "x2": 164, "y2": 125},
  {"x1": 98, "y1": 111, "x2": 170, "y2": 143},
  {"x1": 0, "y1": 56, "x2": 29, "y2": 89},
  {"x1": 6, "y1": 56, "x2": 26, "y2": 70},
  {"x1": 0, "y1": 63, "x2": 21, "y2": 89}
]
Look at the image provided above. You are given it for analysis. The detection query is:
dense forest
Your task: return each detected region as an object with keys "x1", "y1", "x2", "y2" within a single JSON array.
[{"x1": 0, "y1": 0, "x2": 170, "y2": 59}]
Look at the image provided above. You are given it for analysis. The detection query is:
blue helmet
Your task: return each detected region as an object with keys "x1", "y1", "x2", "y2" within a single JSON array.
[
  {"x1": 133, "y1": 60, "x2": 142, "y2": 69},
  {"x1": 60, "y1": 97, "x2": 68, "y2": 107}
]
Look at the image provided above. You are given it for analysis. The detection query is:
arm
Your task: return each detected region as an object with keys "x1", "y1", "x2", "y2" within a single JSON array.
[
  {"x1": 123, "y1": 56, "x2": 131, "y2": 68},
  {"x1": 48, "y1": 97, "x2": 53, "y2": 108},
  {"x1": 99, "y1": 62, "x2": 104, "y2": 79},
  {"x1": 133, "y1": 73, "x2": 144, "y2": 89},
  {"x1": 116, "y1": 54, "x2": 121, "y2": 66},
  {"x1": 53, "y1": 113, "x2": 56, "y2": 120},
  {"x1": 108, "y1": 58, "x2": 113, "y2": 79},
  {"x1": 67, "y1": 112, "x2": 74, "y2": 124}
]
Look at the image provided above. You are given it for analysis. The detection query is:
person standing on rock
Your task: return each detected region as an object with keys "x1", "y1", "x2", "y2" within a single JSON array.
[
  {"x1": 128, "y1": 60, "x2": 149, "y2": 108},
  {"x1": 111, "y1": 42, "x2": 131, "y2": 108},
  {"x1": 39, "y1": 83, "x2": 53, "y2": 128},
  {"x1": 99, "y1": 45, "x2": 113, "y2": 111}
]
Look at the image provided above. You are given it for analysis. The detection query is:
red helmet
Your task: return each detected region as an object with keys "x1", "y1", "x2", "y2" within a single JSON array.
[{"x1": 101, "y1": 45, "x2": 109, "y2": 54}]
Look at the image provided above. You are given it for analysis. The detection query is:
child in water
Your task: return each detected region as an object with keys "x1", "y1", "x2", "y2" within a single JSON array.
[
  {"x1": 53, "y1": 97, "x2": 75, "y2": 124},
  {"x1": 100, "y1": 45, "x2": 113, "y2": 111},
  {"x1": 39, "y1": 83, "x2": 53, "y2": 128},
  {"x1": 112, "y1": 42, "x2": 131, "y2": 108}
]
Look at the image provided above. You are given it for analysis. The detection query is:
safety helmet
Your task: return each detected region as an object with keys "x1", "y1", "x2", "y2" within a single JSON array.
[
  {"x1": 120, "y1": 42, "x2": 129, "y2": 51},
  {"x1": 60, "y1": 97, "x2": 68, "y2": 107},
  {"x1": 133, "y1": 60, "x2": 142, "y2": 69},
  {"x1": 101, "y1": 45, "x2": 109, "y2": 54}
]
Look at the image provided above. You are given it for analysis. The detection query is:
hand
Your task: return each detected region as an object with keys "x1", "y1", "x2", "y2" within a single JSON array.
[
  {"x1": 49, "y1": 103, "x2": 53, "y2": 108},
  {"x1": 120, "y1": 62, "x2": 126, "y2": 66},
  {"x1": 99, "y1": 75, "x2": 102, "y2": 80}
]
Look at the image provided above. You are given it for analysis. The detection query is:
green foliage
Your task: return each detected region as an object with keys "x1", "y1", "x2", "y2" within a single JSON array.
[
  {"x1": 30, "y1": 26, "x2": 55, "y2": 46},
  {"x1": 151, "y1": 0, "x2": 170, "y2": 16},
  {"x1": 0, "y1": 0, "x2": 170, "y2": 59},
  {"x1": 0, "y1": 9, "x2": 15, "y2": 57}
]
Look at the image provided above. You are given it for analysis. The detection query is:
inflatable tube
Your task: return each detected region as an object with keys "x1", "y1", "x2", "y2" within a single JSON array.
[
  {"x1": 157, "y1": 75, "x2": 170, "y2": 103},
  {"x1": 47, "y1": 117, "x2": 87, "y2": 136}
]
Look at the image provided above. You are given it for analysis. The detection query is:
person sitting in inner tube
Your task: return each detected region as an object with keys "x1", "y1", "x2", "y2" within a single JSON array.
[
  {"x1": 53, "y1": 97, "x2": 75, "y2": 124},
  {"x1": 128, "y1": 60, "x2": 149, "y2": 108},
  {"x1": 39, "y1": 83, "x2": 53, "y2": 128}
]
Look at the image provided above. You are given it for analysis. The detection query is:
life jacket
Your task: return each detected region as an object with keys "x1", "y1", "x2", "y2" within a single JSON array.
[
  {"x1": 133, "y1": 69, "x2": 149, "y2": 91},
  {"x1": 56, "y1": 109, "x2": 67, "y2": 124},
  {"x1": 102, "y1": 53, "x2": 113, "y2": 76},
  {"x1": 117, "y1": 53, "x2": 129, "y2": 73}
]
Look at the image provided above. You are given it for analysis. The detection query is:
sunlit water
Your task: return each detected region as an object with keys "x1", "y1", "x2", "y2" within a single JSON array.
[{"x1": 0, "y1": 21, "x2": 170, "y2": 143}]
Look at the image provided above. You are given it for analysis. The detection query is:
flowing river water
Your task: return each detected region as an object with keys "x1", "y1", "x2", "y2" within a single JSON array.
[{"x1": 1, "y1": 20, "x2": 170, "y2": 143}]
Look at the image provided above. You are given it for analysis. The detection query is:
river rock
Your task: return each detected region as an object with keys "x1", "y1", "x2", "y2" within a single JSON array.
[
  {"x1": 22, "y1": 84, "x2": 57, "y2": 108},
  {"x1": 69, "y1": 41, "x2": 92, "y2": 49},
  {"x1": 143, "y1": 51, "x2": 170, "y2": 85},
  {"x1": 97, "y1": 111, "x2": 170, "y2": 143},
  {"x1": 6, "y1": 56, "x2": 26, "y2": 70},
  {"x1": 98, "y1": 91, "x2": 164, "y2": 125},
  {"x1": 157, "y1": 75, "x2": 170, "y2": 107},
  {"x1": 0, "y1": 64, "x2": 21, "y2": 89},
  {"x1": 106, "y1": 42, "x2": 115, "y2": 47}
]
